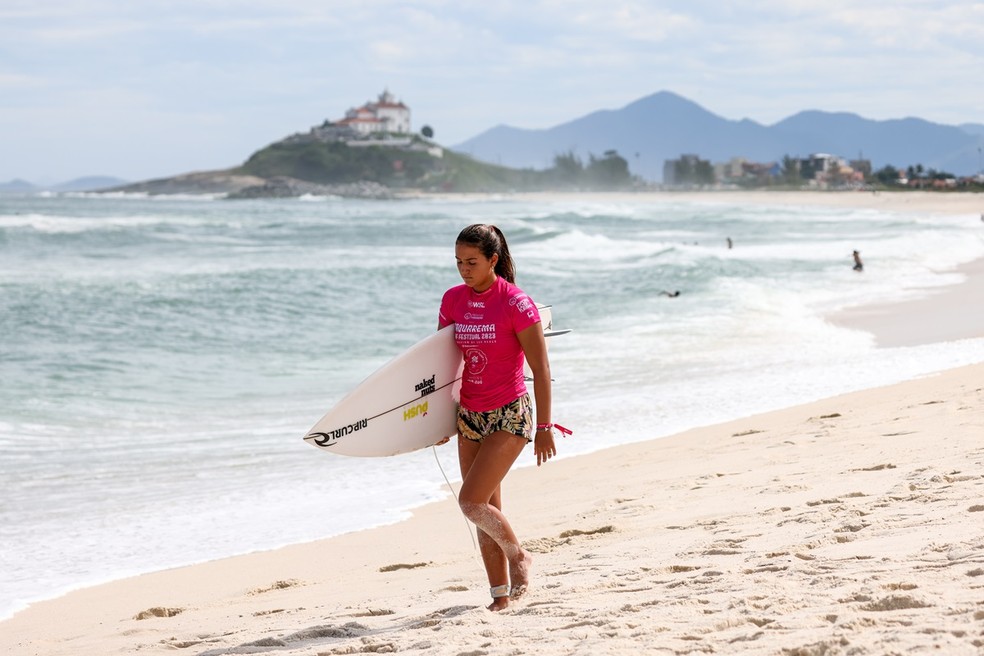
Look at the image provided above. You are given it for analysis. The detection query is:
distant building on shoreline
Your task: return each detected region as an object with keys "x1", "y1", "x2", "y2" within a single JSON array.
[
  {"x1": 663, "y1": 152, "x2": 871, "y2": 188},
  {"x1": 335, "y1": 90, "x2": 412, "y2": 136},
  {"x1": 663, "y1": 154, "x2": 713, "y2": 186}
]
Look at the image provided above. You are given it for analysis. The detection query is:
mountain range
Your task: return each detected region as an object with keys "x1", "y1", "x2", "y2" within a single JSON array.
[{"x1": 452, "y1": 91, "x2": 984, "y2": 182}]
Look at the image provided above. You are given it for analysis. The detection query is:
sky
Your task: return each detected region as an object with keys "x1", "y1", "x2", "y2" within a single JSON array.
[{"x1": 2, "y1": 1, "x2": 982, "y2": 184}]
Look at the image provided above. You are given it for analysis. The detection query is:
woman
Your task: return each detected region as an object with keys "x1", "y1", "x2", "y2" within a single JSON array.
[{"x1": 437, "y1": 224, "x2": 558, "y2": 612}]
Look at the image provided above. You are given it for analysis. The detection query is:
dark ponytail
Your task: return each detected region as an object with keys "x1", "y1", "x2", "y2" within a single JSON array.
[{"x1": 456, "y1": 224, "x2": 516, "y2": 283}]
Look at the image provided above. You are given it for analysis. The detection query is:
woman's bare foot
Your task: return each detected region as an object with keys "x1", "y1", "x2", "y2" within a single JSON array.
[
  {"x1": 488, "y1": 597, "x2": 509, "y2": 612},
  {"x1": 508, "y1": 548, "x2": 533, "y2": 599}
]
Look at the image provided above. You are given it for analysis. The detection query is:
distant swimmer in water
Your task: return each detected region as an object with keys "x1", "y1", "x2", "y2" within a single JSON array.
[
  {"x1": 727, "y1": 237, "x2": 733, "y2": 249},
  {"x1": 660, "y1": 290, "x2": 681, "y2": 297},
  {"x1": 852, "y1": 250, "x2": 864, "y2": 272}
]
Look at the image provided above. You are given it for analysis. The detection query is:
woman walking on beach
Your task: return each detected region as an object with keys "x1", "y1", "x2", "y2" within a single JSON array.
[{"x1": 437, "y1": 224, "x2": 559, "y2": 611}]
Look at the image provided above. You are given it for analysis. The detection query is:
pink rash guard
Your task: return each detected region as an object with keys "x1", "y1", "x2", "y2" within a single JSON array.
[{"x1": 438, "y1": 276, "x2": 541, "y2": 412}]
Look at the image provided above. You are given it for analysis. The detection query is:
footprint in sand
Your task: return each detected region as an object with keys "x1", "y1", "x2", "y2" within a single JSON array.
[
  {"x1": 249, "y1": 579, "x2": 303, "y2": 595},
  {"x1": 859, "y1": 595, "x2": 931, "y2": 611},
  {"x1": 133, "y1": 606, "x2": 184, "y2": 620},
  {"x1": 524, "y1": 526, "x2": 616, "y2": 554},
  {"x1": 199, "y1": 622, "x2": 370, "y2": 655},
  {"x1": 379, "y1": 561, "x2": 430, "y2": 572},
  {"x1": 350, "y1": 608, "x2": 396, "y2": 617}
]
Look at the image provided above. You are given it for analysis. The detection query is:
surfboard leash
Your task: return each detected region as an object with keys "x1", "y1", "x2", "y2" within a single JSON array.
[{"x1": 431, "y1": 446, "x2": 478, "y2": 551}]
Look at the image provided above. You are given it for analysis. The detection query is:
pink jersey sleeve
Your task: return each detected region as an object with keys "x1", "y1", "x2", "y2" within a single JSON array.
[
  {"x1": 506, "y1": 291, "x2": 541, "y2": 334},
  {"x1": 438, "y1": 284, "x2": 466, "y2": 328}
]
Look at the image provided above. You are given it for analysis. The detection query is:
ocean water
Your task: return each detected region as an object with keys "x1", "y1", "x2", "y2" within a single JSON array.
[{"x1": 2, "y1": 192, "x2": 984, "y2": 619}]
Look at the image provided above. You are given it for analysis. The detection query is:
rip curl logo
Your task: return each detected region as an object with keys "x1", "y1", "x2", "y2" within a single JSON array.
[
  {"x1": 307, "y1": 418, "x2": 368, "y2": 447},
  {"x1": 465, "y1": 347, "x2": 488, "y2": 375}
]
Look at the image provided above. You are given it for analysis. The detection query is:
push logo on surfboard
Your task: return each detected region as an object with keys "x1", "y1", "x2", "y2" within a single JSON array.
[{"x1": 403, "y1": 401, "x2": 428, "y2": 422}]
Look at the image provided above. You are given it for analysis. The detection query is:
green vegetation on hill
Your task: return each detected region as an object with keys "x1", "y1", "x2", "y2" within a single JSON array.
[
  {"x1": 420, "y1": 148, "x2": 544, "y2": 192},
  {"x1": 233, "y1": 136, "x2": 635, "y2": 193},
  {"x1": 237, "y1": 140, "x2": 430, "y2": 186}
]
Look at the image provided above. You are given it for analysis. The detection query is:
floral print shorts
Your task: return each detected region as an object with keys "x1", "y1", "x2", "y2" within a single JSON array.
[{"x1": 457, "y1": 394, "x2": 534, "y2": 443}]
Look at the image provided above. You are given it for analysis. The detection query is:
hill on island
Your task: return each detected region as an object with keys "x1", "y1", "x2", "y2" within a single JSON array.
[
  {"x1": 234, "y1": 138, "x2": 540, "y2": 193},
  {"x1": 115, "y1": 133, "x2": 633, "y2": 197},
  {"x1": 114, "y1": 136, "x2": 562, "y2": 197}
]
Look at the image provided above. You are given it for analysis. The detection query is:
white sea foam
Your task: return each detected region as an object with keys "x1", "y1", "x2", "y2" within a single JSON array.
[
  {"x1": 0, "y1": 211, "x2": 206, "y2": 233},
  {"x1": 297, "y1": 193, "x2": 342, "y2": 201}
]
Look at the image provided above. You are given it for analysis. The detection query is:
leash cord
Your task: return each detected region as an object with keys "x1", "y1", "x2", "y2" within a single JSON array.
[{"x1": 432, "y1": 445, "x2": 477, "y2": 550}]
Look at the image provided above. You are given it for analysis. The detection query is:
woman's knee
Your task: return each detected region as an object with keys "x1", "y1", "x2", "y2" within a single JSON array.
[
  {"x1": 460, "y1": 497, "x2": 503, "y2": 531},
  {"x1": 458, "y1": 498, "x2": 484, "y2": 522}
]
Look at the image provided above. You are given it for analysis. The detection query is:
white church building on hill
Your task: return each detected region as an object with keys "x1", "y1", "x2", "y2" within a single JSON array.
[{"x1": 336, "y1": 90, "x2": 411, "y2": 135}]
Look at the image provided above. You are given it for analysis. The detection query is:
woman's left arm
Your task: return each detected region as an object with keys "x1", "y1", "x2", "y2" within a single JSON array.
[{"x1": 517, "y1": 322, "x2": 554, "y2": 466}]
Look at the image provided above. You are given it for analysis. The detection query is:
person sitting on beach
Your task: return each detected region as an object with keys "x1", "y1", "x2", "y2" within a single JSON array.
[
  {"x1": 853, "y1": 250, "x2": 864, "y2": 272},
  {"x1": 435, "y1": 224, "x2": 561, "y2": 611}
]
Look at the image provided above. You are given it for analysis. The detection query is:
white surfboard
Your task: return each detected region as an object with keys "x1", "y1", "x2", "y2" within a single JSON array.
[{"x1": 303, "y1": 306, "x2": 566, "y2": 457}]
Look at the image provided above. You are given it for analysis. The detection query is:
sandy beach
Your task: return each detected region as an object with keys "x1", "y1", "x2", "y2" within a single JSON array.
[
  {"x1": 2, "y1": 364, "x2": 981, "y2": 655},
  {"x1": 3, "y1": 191, "x2": 983, "y2": 655}
]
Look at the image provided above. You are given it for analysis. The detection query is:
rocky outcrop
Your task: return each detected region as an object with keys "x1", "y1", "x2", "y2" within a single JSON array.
[
  {"x1": 111, "y1": 170, "x2": 398, "y2": 199},
  {"x1": 225, "y1": 177, "x2": 397, "y2": 200},
  {"x1": 110, "y1": 170, "x2": 267, "y2": 195}
]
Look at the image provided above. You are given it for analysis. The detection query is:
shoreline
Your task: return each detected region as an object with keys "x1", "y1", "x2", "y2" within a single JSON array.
[
  {"x1": 829, "y1": 257, "x2": 984, "y2": 347},
  {"x1": 2, "y1": 362, "x2": 982, "y2": 654}
]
